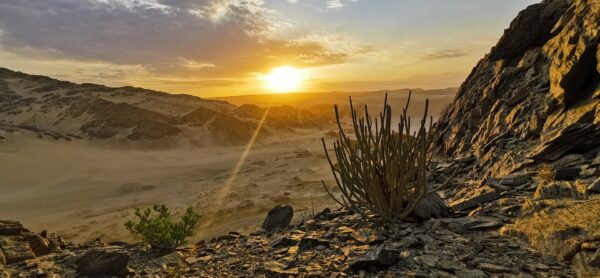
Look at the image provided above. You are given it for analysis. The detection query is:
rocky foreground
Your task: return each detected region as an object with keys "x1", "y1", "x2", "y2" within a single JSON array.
[{"x1": 0, "y1": 204, "x2": 583, "y2": 277}]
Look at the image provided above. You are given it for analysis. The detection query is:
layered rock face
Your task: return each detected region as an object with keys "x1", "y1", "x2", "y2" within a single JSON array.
[{"x1": 435, "y1": 0, "x2": 600, "y2": 178}]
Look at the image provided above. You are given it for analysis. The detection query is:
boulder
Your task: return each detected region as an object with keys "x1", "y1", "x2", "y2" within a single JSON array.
[
  {"x1": 76, "y1": 248, "x2": 129, "y2": 277},
  {"x1": 25, "y1": 234, "x2": 51, "y2": 257},
  {"x1": 261, "y1": 205, "x2": 293, "y2": 231}
]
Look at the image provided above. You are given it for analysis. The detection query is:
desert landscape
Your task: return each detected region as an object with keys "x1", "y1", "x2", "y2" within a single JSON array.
[
  {"x1": 0, "y1": 0, "x2": 599, "y2": 277},
  {"x1": 0, "y1": 68, "x2": 456, "y2": 244}
]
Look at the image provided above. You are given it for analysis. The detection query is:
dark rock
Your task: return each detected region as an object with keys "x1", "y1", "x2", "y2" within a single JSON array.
[
  {"x1": 450, "y1": 191, "x2": 500, "y2": 212},
  {"x1": 76, "y1": 248, "x2": 129, "y2": 277},
  {"x1": 531, "y1": 124, "x2": 600, "y2": 162},
  {"x1": 413, "y1": 192, "x2": 451, "y2": 219},
  {"x1": 314, "y1": 208, "x2": 332, "y2": 219},
  {"x1": 297, "y1": 237, "x2": 329, "y2": 251},
  {"x1": 499, "y1": 173, "x2": 531, "y2": 186},
  {"x1": 348, "y1": 246, "x2": 399, "y2": 269},
  {"x1": 261, "y1": 205, "x2": 294, "y2": 231},
  {"x1": 552, "y1": 167, "x2": 581, "y2": 180}
]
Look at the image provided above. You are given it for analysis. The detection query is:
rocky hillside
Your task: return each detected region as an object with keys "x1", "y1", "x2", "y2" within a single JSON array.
[
  {"x1": 0, "y1": 68, "x2": 330, "y2": 146},
  {"x1": 435, "y1": 0, "x2": 599, "y2": 178}
]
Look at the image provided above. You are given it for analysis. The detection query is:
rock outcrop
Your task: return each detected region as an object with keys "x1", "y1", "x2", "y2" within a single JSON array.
[
  {"x1": 435, "y1": 0, "x2": 600, "y2": 178},
  {"x1": 0, "y1": 220, "x2": 59, "y2": 266}
]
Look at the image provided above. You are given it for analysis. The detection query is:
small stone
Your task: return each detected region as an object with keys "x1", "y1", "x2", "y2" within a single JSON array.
[
  {"x1": 262, "y1": 205, "x2": 294, "y2": 231},
  {"x1": 76, "y1": 248, "x2": 129, "y2": 277}
]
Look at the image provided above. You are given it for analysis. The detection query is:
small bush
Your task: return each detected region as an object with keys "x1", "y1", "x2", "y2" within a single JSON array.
[{"x1": 125, "y1": 204, "x2": 200, "y2": 250}]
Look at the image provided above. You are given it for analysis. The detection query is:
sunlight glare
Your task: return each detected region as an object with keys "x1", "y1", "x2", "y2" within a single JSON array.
[{"x1": 263, "y1": 66, "x2": 304, "y2": 93}]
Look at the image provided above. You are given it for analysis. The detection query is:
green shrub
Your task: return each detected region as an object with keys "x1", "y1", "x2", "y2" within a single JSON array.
[
  {"x1": 125, "y1": 204, "x2": 200, "y2": 250},
  {"x1": 321, "y1": 92, "x2": 433, "y2": 222}
]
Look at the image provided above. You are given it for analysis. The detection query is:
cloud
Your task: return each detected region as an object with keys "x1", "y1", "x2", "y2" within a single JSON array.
[
  {"x1": 325, "y1": 0, "x2": 358, "y2": 9},
  {"x1": 0, "y1": 0, "x2": 350, "y2": 79},
  {"x1": 421, "y1": 49, "x2": 469, "y2": 60}
]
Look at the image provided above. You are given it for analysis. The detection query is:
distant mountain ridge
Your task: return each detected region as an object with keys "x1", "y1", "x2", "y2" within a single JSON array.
[
  {"x1": 0, "y1": 68, "x2": 331, "y2": 146},
  {"x1": 0, "y1": 67, "x2": 456, "y2": 146}
]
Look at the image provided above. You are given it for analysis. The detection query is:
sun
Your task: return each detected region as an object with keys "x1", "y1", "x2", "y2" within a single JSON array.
[{"x1": 263, "y1": 66, "x2": 304, "y2": 93}]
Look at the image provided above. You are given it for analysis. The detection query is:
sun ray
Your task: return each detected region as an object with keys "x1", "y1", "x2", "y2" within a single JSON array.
[{"x1": 199, "y1": 104, "x2": 272, "y2": 231}]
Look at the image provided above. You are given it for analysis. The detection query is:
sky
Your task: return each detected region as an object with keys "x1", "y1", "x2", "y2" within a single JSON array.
[{"x1": 0, "y1": 0, "x2": 538, "y2": 98}]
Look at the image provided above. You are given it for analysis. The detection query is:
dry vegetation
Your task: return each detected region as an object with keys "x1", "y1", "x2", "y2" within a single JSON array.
[
  {"x1": 322, "y1": 92, "x2": 433, "y2": 222},
  {"x1": 503, "y1": 196, "x2": 600, "y2": 261}
]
